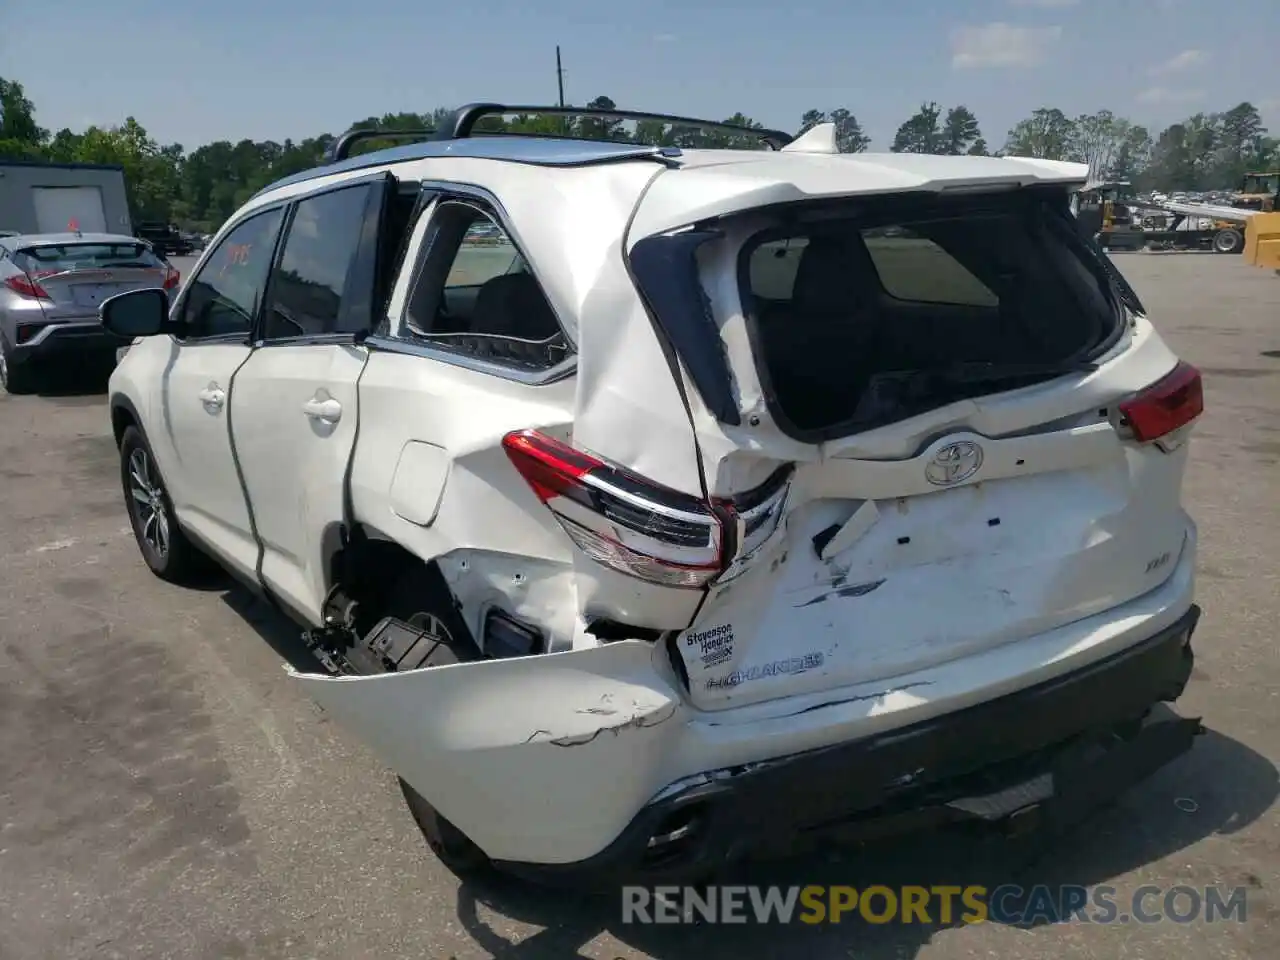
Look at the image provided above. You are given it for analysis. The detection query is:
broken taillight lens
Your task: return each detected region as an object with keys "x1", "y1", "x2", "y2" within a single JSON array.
[
  {"x1": 1118, "y1": 362, "x2": 1203, "y2": 450},
  {"x1": 502, "y1": 429, "x2": 791, "y2": 589},
  {"x1": 5, "y1": 274, "x2": 51, "y2": 299}
]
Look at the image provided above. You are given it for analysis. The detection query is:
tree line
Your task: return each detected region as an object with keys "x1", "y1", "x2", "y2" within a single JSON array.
[{"x1": 1, "y1": 77, "x2": 1275, "y2": 233}]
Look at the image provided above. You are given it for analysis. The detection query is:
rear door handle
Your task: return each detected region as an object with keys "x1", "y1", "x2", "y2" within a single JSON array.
[
  {"x1": 302, "y1": 396, "x2": 342, "y2": 424},
  {"x1": 198, "y1": 385, "x2": 225, "y2": 411}
]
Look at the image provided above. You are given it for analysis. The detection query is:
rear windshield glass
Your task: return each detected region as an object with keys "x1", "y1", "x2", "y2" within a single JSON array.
[
  {"x1": 740, "y1": 192, "x2": 1121, "y2": 439},
  {"x1": 14, "y1": 242, "x2": 163, "y2": 275}
]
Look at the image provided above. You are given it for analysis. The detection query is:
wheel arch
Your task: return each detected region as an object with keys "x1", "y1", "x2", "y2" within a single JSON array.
[
  {"x1": 325, "y1": 524, "x2": 468, "y2": 639},
  {"x1": 110, "y1": 392, "x2": 143, "y2": 448}
]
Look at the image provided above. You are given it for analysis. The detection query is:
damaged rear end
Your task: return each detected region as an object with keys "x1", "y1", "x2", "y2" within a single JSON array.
[
  {"x1": 619, "y1": 167, "x2": 1204, "y2": 713},
  {"x1": 290, "y1": 154, "x2": 1207, "y2": 879}
]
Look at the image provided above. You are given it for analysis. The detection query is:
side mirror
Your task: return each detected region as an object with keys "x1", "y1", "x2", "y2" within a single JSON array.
[{"x1": 100, "y1": 288, "x2": 176, "y2": 338}]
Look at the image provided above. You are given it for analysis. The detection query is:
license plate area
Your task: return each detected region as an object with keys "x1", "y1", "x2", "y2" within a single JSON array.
[{"x1": 72, "y1": 283, "x2": 123, "y2": 308}]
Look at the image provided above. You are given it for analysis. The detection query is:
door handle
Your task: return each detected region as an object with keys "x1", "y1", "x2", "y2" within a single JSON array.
[
  {"x1": 198, "y1": 385, "x2": 225, "y2": 410},
  {"x1": 302, "y1": 397, "x2": 342, "y2": 424}
]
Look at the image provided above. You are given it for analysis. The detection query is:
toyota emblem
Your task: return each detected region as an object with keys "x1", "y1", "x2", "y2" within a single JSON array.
[{"x1": 925, "y1": 441, "x2": 984, "y2": 486}]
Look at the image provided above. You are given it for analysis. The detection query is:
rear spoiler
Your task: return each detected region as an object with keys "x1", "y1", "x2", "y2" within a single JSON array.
[{"x1": 1011, "y1": 159, "x2": 1091, "y2": 189}]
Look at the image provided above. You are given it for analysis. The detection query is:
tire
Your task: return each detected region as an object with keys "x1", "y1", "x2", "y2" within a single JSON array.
[
  {"x1": 0, "y1": 341, "x2": 36, "y2": 395},
  {"x1": 1213, "y1": 228, "x2": 1243, "y2": 254},
  {"x1": 119, "y1": 425, "x2": 206, "y2": 583},
  {"x1": 383, "y1": 565, "x2": 494, "y2": 877}
]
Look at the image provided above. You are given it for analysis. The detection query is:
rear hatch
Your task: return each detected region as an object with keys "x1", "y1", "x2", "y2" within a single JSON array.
[
  {"x1": 613, "y1": 171, "x2": 1202, "y2": 711},
  {"x1": 13, "y1": 239, "x2": 174, "y2": 319}
]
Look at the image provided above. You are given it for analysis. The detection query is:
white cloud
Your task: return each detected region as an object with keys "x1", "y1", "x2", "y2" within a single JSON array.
[
  {"x1": 950, "y1": 23, "x2": 1063, "y2": 68},
  {"x1": 1135, "y1": 86, "x2": 1206, "y2": 105},
  {"x1": 1148, "y1": 49, "x2": 1208, "y2": 75},
  {"x1": 652, "y1": 33, "x2": 678, "y2": 43},
  {"x1": 1008, "y1": 0, "x2": 1079, "y2": 8}
]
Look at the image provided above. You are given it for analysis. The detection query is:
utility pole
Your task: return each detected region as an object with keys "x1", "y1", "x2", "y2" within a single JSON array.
[
  {"x1": 556, "y1": 45, "x2": 567, "y2": 134},
  {"x1": 556, "y1": 46, "x2": 566, "y2": 108}
]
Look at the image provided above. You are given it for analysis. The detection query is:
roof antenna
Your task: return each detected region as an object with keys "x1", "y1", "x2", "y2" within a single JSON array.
[{"x1": 781, "y1": 122, "x2": 839, "y2": 155}]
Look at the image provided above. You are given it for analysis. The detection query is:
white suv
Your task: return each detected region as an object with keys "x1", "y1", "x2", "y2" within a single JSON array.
[{"x1": 103, "y1": 105, "x2": 1205, "y2": 886}]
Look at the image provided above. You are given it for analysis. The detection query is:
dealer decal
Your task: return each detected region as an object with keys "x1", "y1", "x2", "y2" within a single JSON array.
[
  {"x1": 685, "y1": 624, "x2": 735, "y2": 669},
  {"x1": 706, "y1": 653, "x2": 825, "y2": 690}
]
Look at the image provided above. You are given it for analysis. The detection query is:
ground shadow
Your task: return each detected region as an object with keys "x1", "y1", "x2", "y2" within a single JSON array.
[
  {"x1": 218, "y1": 582, "x2": 329, "y2": 673},
  {"x1": 29, "y1": 355, "x2": 114, "y2": 400},
  {"x1": 445, "y1": 729, "x2": 1276, "y2": 959}
]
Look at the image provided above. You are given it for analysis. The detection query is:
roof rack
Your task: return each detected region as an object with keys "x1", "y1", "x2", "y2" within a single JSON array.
[
  {"x1": 326, "y1": 103, "x2": 794, "y2": 162},
  {"x1": 328, "y1": 128, "x2": 437, "y2": 163},
  {"x1": 437, "y1": 103, "x2": 794, "y2": 150}
]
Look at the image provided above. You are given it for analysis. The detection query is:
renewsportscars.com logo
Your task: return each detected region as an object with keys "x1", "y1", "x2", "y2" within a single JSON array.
[{"x1": 621, "y1": 884, "x2": 1251, "y2": 926}]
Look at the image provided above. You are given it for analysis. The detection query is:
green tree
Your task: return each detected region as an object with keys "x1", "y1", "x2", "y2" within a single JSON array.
[
  {"x1": 0, "y1": 77, "x2": 44, "y2": 144},
  {"x1": 1144, "y1": 123, "x2": 1198, "y2": 191},
  {"x1": 1108, "y1": 124, "x2": 1152, "y2": 182},
  {"x1": 1214, "y1": 101, "x2": 1268, "y2": 187},
  {"x1": 577, "y1": 96, "x2": 627, "y2": 141},
  {"x1": 891, "y1": 102, "x2": 944, "y2": 154},
  {"x1": 1067, "y1": 110, "x2": 1137, "y2": 182},
  {"x1": 941, "y1": 106, "x2": 982, "y2": 155},
  {"x1": 1004, "y1": 107, "x2": 1074, "y2": 160}
]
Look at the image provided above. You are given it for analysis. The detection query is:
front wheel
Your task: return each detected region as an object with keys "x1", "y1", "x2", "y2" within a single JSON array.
[{"x1": 119, "y1": 425, "x2": 206, "y2": 583}]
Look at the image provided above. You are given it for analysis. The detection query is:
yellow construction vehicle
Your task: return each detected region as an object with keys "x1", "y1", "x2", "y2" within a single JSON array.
[
  {"x1": 1243, "y1": 209, "x2": 1280, "y2": 273},
  {"x1": 1236, "y1": 172, "x2": 1280, "y2": 271},
  {"x1": 1234, "y1": 171, "x2": 1279, "y2": 212},
  {"x1": 1073, "y1": 181, "x2": 1144, "y2": 250}
]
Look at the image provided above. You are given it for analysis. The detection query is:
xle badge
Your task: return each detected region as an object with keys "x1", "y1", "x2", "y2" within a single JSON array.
[{"x1": 685, "y1": 624, "x2": 734, "y2": 668}]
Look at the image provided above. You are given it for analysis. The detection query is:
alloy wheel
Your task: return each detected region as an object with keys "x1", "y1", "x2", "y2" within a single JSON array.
[{"x1": 128, "y1": 447, "x2": 171, "y2": 559}]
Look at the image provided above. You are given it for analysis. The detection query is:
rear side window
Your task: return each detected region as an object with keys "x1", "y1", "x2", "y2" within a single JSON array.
[
  {"x1": 739, "y1": 193, "x2": 1121, "y2": 439},
  {"x1": 401, "y1": 200, "x2": 570, "y2": 372},
  {"x1": 261, "y1": 183, "x2": 373, "y2": 339},
  {"x1": 14, "y1": 242, "x2": 164, "y2": 274}
]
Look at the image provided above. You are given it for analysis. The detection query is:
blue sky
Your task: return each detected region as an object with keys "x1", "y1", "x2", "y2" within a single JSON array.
[{"x1": 4, "y1": 0, "x2": 1277, "y2": 151}]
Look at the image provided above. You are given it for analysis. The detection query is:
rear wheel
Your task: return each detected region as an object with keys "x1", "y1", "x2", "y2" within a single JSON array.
[
  {"x1": 0, "y1": 342, "x2": 36, "y2": 395},
  {"x1": 383, "y1": 565, "x2": 494, "y2": 877},
  {"x1": 1213, "y1": 228, "x2": 1243, "y2": 254}
]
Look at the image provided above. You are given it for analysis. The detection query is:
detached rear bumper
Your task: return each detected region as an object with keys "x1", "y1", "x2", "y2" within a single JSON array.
[{"x1": 501, "y1": 604, "x2": 1201, "y2": 886}]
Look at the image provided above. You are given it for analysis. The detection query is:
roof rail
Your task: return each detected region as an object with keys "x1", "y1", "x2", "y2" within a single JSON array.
[
  {"x1": 327, "y1": 128, "x2": 437, "y2": 163},
  {"x1": 433, "y1": 103, "x2": 795, "y2": 150}
]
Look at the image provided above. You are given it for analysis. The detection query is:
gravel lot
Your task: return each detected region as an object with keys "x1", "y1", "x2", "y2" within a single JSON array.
[{"x1": 1, "y1": 254, "x2": 1276, "y2": 959}]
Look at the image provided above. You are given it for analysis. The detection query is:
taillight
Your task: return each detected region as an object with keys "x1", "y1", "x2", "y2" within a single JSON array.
[
  {"x1": 1118, "y1": 361, "x2": 1203, "y2": 451},
  {"x1": 5, "y1": 274, "x2": 51, "y2": 299},
  {"x1": 502, "y1": 429, "x2": 791, "y2": 589},
  {"x1": 163, "y1": 266, "x2": 180, "y2": 290}
]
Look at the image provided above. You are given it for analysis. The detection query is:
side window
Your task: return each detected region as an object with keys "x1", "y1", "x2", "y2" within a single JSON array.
[
  {"x1": 749, "y1": 238, "x2": 809, "y2": 301},
  {"x1": 179, "y1": 209, "x2": 283, "y2": 339},
  {"x1": 860, "y1": 226, "x2": 998, "y2": 307},
  {"x1": 401, "y1": 200, "x2": 570, "y2": 372},
  {"x1": 261, "y1": 183, "x2": 373, "y2": 340}
]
